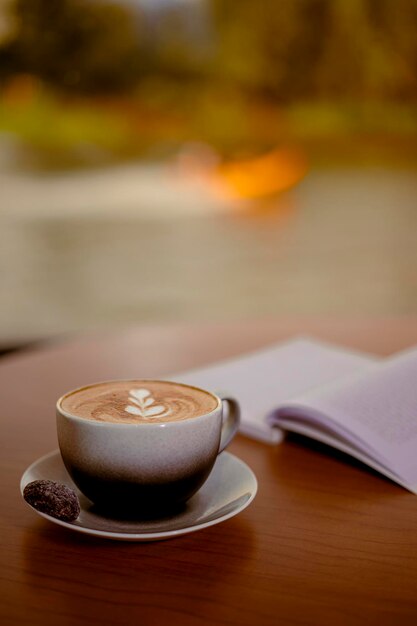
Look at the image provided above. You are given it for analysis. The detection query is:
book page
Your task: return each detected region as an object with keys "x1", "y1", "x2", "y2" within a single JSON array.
[
  {"x1": 276, "y1": 346, "x2": 417, "y2": 485},
  {"x1": 173, "y1": 337, "x2": 375, "y2": 443}
]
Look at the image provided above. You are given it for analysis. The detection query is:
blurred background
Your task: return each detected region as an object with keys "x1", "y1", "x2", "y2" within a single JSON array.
[{"x1": 0, "y1": 0, "x2": 416, "y2": 349}]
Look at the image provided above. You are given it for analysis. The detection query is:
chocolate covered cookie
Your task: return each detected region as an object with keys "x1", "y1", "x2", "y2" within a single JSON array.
[{"x1": 23, "y1": 480, "x2": 80, "y2": 522}]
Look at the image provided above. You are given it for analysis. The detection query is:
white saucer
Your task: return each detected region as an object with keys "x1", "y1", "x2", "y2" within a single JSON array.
[{"x1": 20, "y1": 450, "x2": 257, "y2": 541}]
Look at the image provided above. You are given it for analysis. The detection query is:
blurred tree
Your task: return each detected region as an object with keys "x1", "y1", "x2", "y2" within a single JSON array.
[
  {"x1": 211, "y1": 0, "x2": 417, "y2": 102},
  {"x1": 314, "y1": 0, "x2": 417, "y2": 99},
  {"x1": 211, "y1": 0, "x2": 330, "y2": 100},
  {"x1": 2, "y1": 0, "x2": 143, "y2": 92},
  {"x1": 366, "y1": 0, "x2": 417, "y2": 98},
  {"x1": 1, "y1": 0, "x2": 416, "y2": 102}
]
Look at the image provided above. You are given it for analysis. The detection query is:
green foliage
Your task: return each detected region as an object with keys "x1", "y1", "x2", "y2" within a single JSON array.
[{"x1": 0, "y1": 88, "x2": 131, "y2": 151}]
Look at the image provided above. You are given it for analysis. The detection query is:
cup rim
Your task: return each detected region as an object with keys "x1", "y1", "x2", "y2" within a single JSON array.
[{"x1": 56, "y1": 378, "x2": 221, "y2": 426}]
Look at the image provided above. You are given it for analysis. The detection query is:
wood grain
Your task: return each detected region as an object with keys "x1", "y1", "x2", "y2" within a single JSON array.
[{"x1": 1, "y1": 318, "x2": 417, "y2": 625}]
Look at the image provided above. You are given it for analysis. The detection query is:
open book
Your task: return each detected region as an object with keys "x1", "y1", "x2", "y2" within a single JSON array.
[{"x1": 174, "y1": 338, "x2": 417, "y2": 494}]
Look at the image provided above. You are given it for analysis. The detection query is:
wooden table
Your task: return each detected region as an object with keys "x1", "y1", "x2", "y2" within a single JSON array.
[{"x1": 1, "y1": 318, "x2": 417, "y2": 625}]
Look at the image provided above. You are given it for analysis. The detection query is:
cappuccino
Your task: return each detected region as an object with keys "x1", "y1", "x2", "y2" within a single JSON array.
[
  {"x1": 57, "y1": 379, "x2": 240, "y2": 509},
  {"x1": 60, "y1": 380, "x2": 218, "y2": 424}
]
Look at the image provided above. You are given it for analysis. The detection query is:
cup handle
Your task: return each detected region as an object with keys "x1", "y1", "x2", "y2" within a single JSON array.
[{"x1": 218, "y1": 397, "x2": 240, "y2": 453}]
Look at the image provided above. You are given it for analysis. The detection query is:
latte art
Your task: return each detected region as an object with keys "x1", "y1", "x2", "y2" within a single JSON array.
[
  {"x1": 60, "y1": 380, "x2": 218, "y2": 424},
  {"x1": 125, "y1": 388, "x2": 171, "y2": 419}
]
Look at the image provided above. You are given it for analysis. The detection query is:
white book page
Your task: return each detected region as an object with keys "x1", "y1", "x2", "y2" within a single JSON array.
[
  {"x1": 173, "y1": 337, "x2": 375, "y2": 443},
  {"x1": 273, "y1": 419, "x2": 415, "y2": 493},
  {"x1": 275, "y1": 346, "x2": 417, "y2": 487}
]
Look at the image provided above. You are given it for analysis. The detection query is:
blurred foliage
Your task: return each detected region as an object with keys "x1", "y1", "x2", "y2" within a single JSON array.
[
  {"x1": 0, "y1": 0, "x2": 416, "y2": 167},
  {"x1": 1, "y1": 0, "x2": 416, "y2": 99},
  {"x1": 210, "y1": 0, "x2": 417, "y2": 101},
  {"x1": 287, "y1": 101, "x2": 417, "y2": 137},
  {"x1": 1, "y1": 0, "x2": 142, "y2": 92},
  {"x1": 0, "y1": 83, "x2": 130, "y2": 148}
]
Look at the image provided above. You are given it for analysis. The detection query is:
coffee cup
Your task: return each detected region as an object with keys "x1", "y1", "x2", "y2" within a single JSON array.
[{"x1": 56, "y1": 379, "x2": 240, "y2": 512}]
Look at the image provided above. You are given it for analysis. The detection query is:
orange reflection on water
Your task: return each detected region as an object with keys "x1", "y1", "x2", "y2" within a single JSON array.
[{"x1": 214, "y1": 147, "x2": 307, "y2": 200}]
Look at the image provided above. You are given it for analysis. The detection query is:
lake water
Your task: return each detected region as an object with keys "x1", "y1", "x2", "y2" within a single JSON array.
[{"x1": 1, "y1": 163, "x2": 416, "y2": 344}]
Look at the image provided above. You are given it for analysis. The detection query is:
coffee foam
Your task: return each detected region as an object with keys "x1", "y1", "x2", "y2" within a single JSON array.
[{"x1": 60, "y1": 380, "x2": 218, "y2": 424}]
